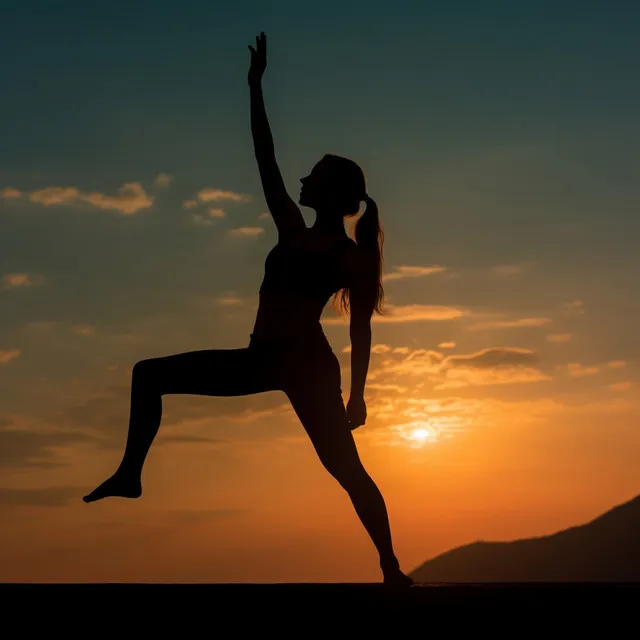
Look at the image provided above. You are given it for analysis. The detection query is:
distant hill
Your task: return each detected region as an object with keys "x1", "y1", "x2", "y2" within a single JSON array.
[{"x1": 411, "y1": 494, "x2": 640, "y2": 582}]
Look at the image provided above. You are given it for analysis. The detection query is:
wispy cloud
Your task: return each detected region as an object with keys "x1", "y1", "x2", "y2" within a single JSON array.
[
  {"x1": 228, "y1": 226, "x2": 264, "y2": 238},
  {"x1": 28, "y1": 182, "x2": 153, "y2": 214},
  {"x1": 0, "y1": 187, "x2": 22, "y2": 199},
  {"x1": 443, "y1": 347, "x2": 538, "y2": 370},
  {"x1": 384, "y1": 265, "x2": 447, "y2": 281},
  {"x1": 324, "y1": 304, "x2": 467, "y2": 325},
  {"x1": 192, "y1": 214, "x2": 213, "y2": 226},
  {"x1": 561, "y1": 300, "x2": 586, "y2": 316},
  {"x1": 154, "y1": 173, "x2": 173, "y2": 187},
  {"x1": 71, "y1": 323, "x2": 96, "y2": 336},
  {"x1": 0, "y1": 273, "x2": 45, "y2": 290},
  {"x1": 197, "y1": 188, "x2": 252, "y2": 203},
  {"x1": 190, "y1": 208, "x2": 224, "y2": 225},
  {"x1": 467, "y1": 317, "x2": 552, "y2": 331},
  {"x1": 0, "y1": 426, "x2": 94, "y2": 467},
  {"x1": 607, "y1": 360, "x2": 626, "y2": 369},
  {"x1": 438, "y1": 354, "x2": 550, "y2": 388},
  {"x1": 547, "y1": 333, "x2": 573, "y2": 343},
  {"x1": 608, "y1": 381, "x2": 632, "y2": 391},
  {"x1": 0, "y1": 350, "x2": 21, "y2": 364},
  {"x1": 0, "y1": 486, "x2": 80, "y2": 507},
  {"x1": 215, "y1": 292, "x2": 243, "y2": 306},
  {"x1": 366, "y1": 344, "x2": 549, "y2": 390},
  {"x1": 438, "y1": 341, "x2": 456, "y2": 349},
  {"x1": 565, "y1": 363, "x2": 600, "y2": 377}
]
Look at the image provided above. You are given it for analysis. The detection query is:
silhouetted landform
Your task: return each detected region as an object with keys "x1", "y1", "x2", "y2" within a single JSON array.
[{"x1": 411, "y1": 495, "x2": 640, "y2": 582}]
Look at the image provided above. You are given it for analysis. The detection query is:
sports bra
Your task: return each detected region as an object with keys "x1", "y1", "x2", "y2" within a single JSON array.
[{"x1": 259, "y1": 229, "x2": 353, "y2": 303}]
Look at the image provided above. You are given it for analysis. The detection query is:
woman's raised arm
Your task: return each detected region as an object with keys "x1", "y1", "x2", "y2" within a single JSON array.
[{"x1": 248, "y1": 32, "x2": 305, "y2": 236}]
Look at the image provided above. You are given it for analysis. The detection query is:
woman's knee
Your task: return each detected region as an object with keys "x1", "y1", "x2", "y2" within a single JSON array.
[
  {"x1": 132, "y1": 358, "x2": 162, "y2": 388},
  {"x1": 318, "y1": 450, "x2": 370, "y2": 489}
]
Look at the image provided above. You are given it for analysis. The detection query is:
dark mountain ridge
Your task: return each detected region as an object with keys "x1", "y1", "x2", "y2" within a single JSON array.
[{"x1": 411, "y1": 494, "x2": 640, "y2": 582}]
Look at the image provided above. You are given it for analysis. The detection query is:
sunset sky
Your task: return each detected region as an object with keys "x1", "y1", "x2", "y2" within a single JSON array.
[{"x1": 1, "y1": 1, "x2": 639, "y2": 582}]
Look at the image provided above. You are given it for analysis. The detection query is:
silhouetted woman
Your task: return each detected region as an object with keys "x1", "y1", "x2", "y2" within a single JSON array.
[{"x1": 84, "y1": 32, "x2": 413, "y2": 587}]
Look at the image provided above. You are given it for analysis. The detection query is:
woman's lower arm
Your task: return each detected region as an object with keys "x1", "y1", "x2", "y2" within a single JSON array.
[{"x1": 349, "y1": 323, "x2": 371, "y2": 398}]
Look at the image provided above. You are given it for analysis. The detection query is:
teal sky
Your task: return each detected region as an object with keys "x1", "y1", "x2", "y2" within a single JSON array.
[{"x1": 1, "y1": 1, "x2": 639, "y2": 582}]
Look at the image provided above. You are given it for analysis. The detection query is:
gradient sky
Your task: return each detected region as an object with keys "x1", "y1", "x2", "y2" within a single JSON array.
[{"x1": 1, "y1": 0, "x2": 639, "y2": 582}]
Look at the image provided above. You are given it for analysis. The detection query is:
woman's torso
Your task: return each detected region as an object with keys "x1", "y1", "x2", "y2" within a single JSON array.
[{"x1": 251, "y1": 227, "x2": 356, "y2": 341}]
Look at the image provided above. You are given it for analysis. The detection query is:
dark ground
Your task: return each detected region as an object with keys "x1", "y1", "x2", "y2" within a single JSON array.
[{"x1": 2, "y1": 583, "x2": 637, "y2": 631}]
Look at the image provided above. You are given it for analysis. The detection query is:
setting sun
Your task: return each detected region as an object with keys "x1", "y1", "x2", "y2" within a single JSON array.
[{"x1": 410, "y1": 428, "x2": 430, "y2": 443}]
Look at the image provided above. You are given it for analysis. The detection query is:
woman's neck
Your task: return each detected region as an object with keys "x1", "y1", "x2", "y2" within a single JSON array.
[{"x1": 311, "y1": 211, "x2": 348, "y2": 237}]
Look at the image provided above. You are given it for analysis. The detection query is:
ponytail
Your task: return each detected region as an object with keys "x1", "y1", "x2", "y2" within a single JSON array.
[{"x1": 333, "y1": 194, "x2": 385, "y2": 316}]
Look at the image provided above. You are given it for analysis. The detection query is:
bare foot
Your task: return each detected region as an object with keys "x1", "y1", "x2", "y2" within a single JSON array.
[
  {"x1": 83, "y1": 471, "x2": 142, "y2": 503},
  {"x1": 383, "y1": 569, "x2": 415, "y2": 587}
]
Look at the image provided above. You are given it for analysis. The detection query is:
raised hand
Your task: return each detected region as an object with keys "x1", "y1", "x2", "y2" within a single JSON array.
[{"x1": 248, "y1": 32, "x2": 267, "y2": 86}]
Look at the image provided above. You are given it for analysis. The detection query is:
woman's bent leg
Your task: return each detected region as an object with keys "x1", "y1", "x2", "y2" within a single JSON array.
[
  {"x1": 285, "y1": 367, "x2": 412, "y2": 585},
  {"x1": 83, "y1": 347, "x2": 271, "y2": 503}
]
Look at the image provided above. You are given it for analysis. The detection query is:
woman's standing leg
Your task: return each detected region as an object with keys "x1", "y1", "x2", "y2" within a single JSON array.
[
  {"x1": 284, "y1": 353, "x2": 413, "y2": 585},
  {"x1": 83, "y1": 347, "x2": 273, "y2": 503}
]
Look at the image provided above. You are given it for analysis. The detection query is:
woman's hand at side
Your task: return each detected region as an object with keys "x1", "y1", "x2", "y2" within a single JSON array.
[{"x1": 346, "y1": 394, "x2": 367, "y2": 430}]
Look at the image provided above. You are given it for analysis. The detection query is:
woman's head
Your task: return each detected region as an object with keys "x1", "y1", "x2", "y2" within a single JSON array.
[
  {"x1": 299, "y1": 154, "x2": 366, "y2": 216},
  {"x1": 301, "y1": 154, "x2": 385, "y2": 316}
]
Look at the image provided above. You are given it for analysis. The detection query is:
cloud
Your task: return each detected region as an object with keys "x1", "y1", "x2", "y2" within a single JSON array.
[
  {"x1": 467, "y1": 317, "x2": 552, "y2": 331},
  {"x1": 215, "y1": 292, "x2": 243, "y2": 306},
  {"x1": 0, "y1": 350, "x2": 21, "y2": 364},
  {"x1": 372, "y1": 344, "x2": 392, "y2": 354},
  {"x1": 258, "y1": 212, "x2": 270, "y2": 219},
  {"x1": 154, "y1": 173, "x2": 173, "y2": 187},
  {"x1": 0, "y1": 187, "x2": 22, "y2": 199},
  {"x1": 607, "y1": 360, "x2": 626, "y2": 369},
  {"x1": 192, "y1": 208, "x2": 226, "y2": 226},
  {"x1": 437, "y1": 347, "x2": 549, "y2": 387},
  {"x1": 443, "y1": 347, "x2": 538, "y2": 369},
  {"x1": 438, "y1": 341, "x2": 456, "y2": 349},
  {"x1": 0, "y1": 486, "x2": 80, "y2": 507},
  {"x1": 0, "y1": 428, "x2": 95, "y2": 467},
  {"x1": 71, "y1": 323, "x2": 96, "y2": 336},
  {"x1": 366, "y1": 383, "x2": 408, "y2": 393},
  {"x1": 561, "y1": 300, "x2": 586, "y2": 316},
  {"x1": 383, "y1": 265, "x2": 447, "y2": 281},
  {"x1": 29, "y1": 186, "x2": 80, "y2": 205},
  {"x1": 367, "y1": 345, "x2": 549, "y2": 389},
  {"x1": 324, "y1": 304, "x2": 467, "y2": 325},
  {"x1": 28, "y1": 182, "x2": 153, "y2": 214},
  {"x1": 183, "y1": 199, "x2": 198, "y2": 209},
  {"x1": 197, "y1": 188, "x2": 252, "y2": 203},
  {"x1": 490, "y1": 265, "x2": 525, "y2": 276},
  {"x1": 341, "y1": 344, "x2": 393, "y2": 353},
  {"x1": 192, "y1": 214, "x2": 213, "y2": 226},
  {"x1": 228, "y1": 226, "x2": 264, "y2": 238},
  {"x1": 369, "y1": 349, "x2": 445, "y2": 378},
  {"x1": 608, "y1": 382, "x2": 632, "y2": 391},
  {"x1": 438, "y1": 366, "x2": 550, "y2": 389},
  {"x1": 565, "y1": 363, "x2": 600, "y2": 377},
  {"x1": 547, "y1": 333, "x2": 573, "y2": 343},
  {"x1": 1, "y1": 273, "x2": 33, "y2": 290}
]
